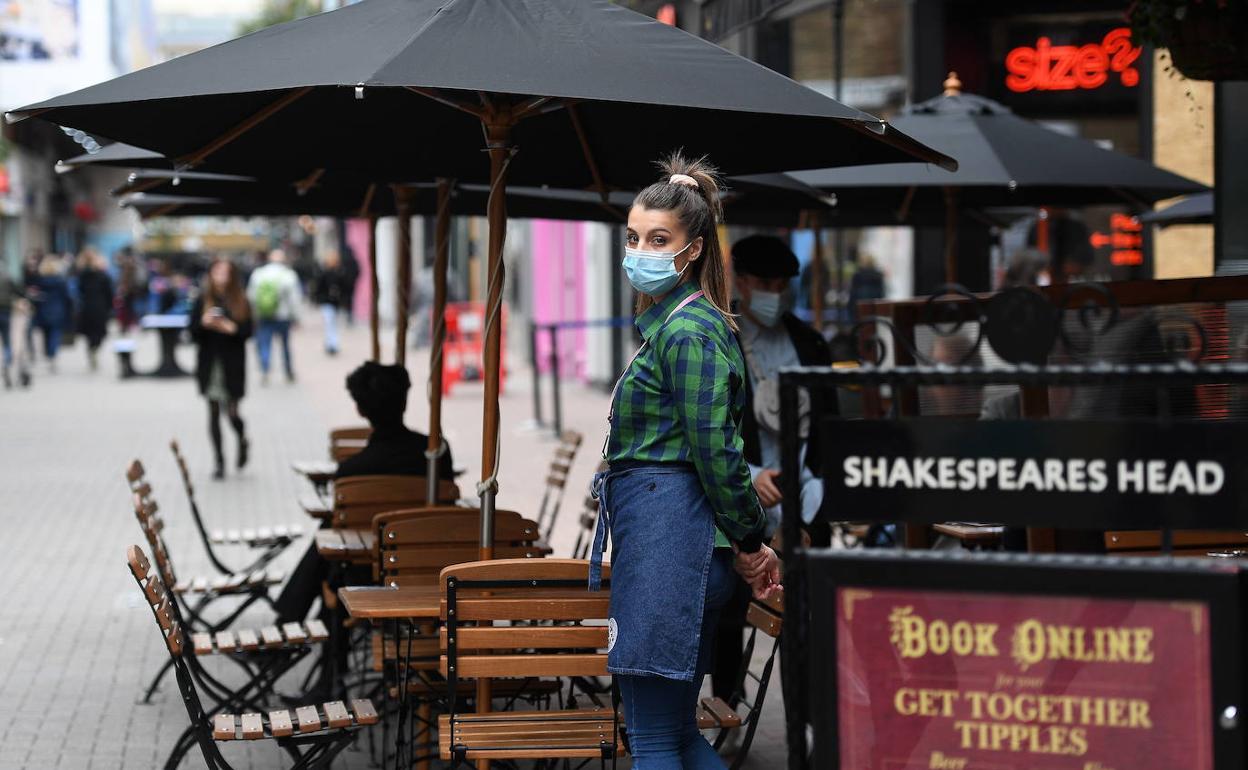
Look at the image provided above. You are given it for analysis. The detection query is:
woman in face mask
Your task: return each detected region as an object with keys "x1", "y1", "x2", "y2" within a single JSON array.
[{"x1": 590, "y1": 153, "x2": 779, "y2": 768}]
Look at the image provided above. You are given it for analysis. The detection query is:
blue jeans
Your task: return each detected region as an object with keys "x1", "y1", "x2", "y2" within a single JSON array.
[
  {"x1": 319, "y1": 304, "x2": 339, "y2": 352},
  {"x1": 256, "y1": 319, "x2": 293, "y2": 376},
  {"x1": 617, "y1": 548, "x2": 737, "y2": 769}
]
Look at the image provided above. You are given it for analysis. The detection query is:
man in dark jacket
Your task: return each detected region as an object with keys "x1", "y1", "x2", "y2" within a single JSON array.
[
  {"x1": 713, "y1": 236, "x2": 834, "y2": 718},
  {"x1": 275, "y1": 362, "x2": 454, "y2": 649}
]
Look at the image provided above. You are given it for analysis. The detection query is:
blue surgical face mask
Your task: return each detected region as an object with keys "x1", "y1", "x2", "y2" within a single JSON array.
[
  {"x1": 748, "y1": 287, "x2": 793, "y2": 328},
  {"x1": 623, "y1": 241, "x2": 693, "y2": 296}
]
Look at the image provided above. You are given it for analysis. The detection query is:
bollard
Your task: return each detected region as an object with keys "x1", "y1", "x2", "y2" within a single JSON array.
[
  {"x1": 530, "y1": 321, "x2": 544, "y2": 427},
  {"x1": 548, "y1": 324, "x2": 562, "y2": 437}
]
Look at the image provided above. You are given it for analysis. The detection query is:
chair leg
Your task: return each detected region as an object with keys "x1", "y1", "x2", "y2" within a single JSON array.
[
  {"x1": 141, "y1": 658, "x2": 174, "y2": 703},
  {"x1": 163, "y1": 725, "x2": 197, "y2": 770}
]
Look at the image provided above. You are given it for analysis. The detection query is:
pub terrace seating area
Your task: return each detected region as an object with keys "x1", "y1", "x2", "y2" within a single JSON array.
[{"x1": 117, "y1": 425, "x2": 777, "y2": 768}]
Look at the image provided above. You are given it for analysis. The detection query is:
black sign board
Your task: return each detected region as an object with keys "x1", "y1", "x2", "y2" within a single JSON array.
[{"x1": 821, "y1": 419, "x2": 1248, "y2": 530}]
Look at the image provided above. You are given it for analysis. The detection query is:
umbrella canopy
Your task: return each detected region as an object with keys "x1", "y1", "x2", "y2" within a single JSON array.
[
  {"x1": 13, "y1": 0, "x2": 956, "y2": 566},
  {"x1": 9, "y1": 0, "x2": 953, "y2": 187},
  {"x1": 1138, "y1": 192, "x2": 1213, "y2": 227},
  {"x1": 792, "y1": 77, "x2": 1206, "y2": 214},
  {"x1": 114, "y1": 170, "x2": 832, "y2": 227},
  {"x1": 55, "y1": 142, "x2": 167, "y2": 174}
]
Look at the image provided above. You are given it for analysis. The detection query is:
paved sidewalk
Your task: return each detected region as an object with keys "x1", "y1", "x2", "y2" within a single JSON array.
[{"x1": 0, "y1": 311, "x2": 788, "y2": 768}]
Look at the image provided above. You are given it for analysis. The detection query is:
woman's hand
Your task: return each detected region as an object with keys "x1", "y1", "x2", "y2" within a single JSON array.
[
  {"x1": 734, "y1": 544, "x2": 782, "y2": 601},
  {"x1": 753, "y1": 468, "x2": 782, "y2": 508}
]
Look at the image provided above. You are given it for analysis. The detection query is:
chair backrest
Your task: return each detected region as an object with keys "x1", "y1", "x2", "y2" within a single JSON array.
[
  {"x1": 439, "y1": 558, "x2": 611, "y2": 683},
  {"x1": 536, "y1": 431, "x2": 583, "y2": 540},
  {"x1": 369, "y1": 505, "x2": 474, "y2": 579},
  {"x1": 379, "y1": 511, "x2": 539, "y2": 586},
  {"x1": 127, "y1": 543, "x2": 185, "y2": 658},
  {"x1": 330, "y1": 426, "x2": 371, "y2": 461},
  {"x1": 333, "y1": 474, "x2": 460, "y2": 528},
  {"x1": 1104, "y1": 529, "x2": 1248, "y2": 556},
  {"x1": 125, "y1": 460, "x2": 178, "y2": 587},
  {"x1": 168, "y1": 439, "x2": 235, "y2": 574}
]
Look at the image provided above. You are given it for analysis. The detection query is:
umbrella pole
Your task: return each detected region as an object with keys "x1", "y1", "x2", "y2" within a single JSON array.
[
  {"x1": 368, "y1": 215, "x2": 380, "y2": 362},
  {"x1": 427, "y1": 178, "x2": 453, "y2": 506},
  {"x1": 943, "y1": 186, "x2": 958, "y2": 285},
  {"x1": 810, "y1": 217, "x2": 825, "y2": 332},
  {"x1": 394, "y1": 186, "x2": 414, "y2": 366}
]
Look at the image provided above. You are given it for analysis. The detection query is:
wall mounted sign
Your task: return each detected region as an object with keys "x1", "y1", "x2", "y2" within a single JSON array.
[
  {"x1": 805, "y1": 551, "x2": 1245, "y2": 770},
  {"x1": 821, "y1": 418, "x2": 1248, "y2": 530},
  {"x1": 1006, "y1": 27, "x2": 1141, "y2": 93},
  {"x1": 992, "y1": 22, "x2": 1143, "y2": 113}
]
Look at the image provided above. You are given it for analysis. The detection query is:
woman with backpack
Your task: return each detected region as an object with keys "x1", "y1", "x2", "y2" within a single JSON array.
[{"x1": 191, "y1": 258, "x2": 252, "y2": 479}]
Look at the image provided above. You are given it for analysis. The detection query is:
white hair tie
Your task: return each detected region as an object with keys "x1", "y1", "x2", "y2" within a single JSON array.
[{"x1": 669, "y1": 173, "x2": 698, "y2": 188}]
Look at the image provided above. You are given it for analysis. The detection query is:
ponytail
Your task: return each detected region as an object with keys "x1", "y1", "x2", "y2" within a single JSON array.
[{"x1": 631, "y1": 152, "x2": 736, "y2": 331}]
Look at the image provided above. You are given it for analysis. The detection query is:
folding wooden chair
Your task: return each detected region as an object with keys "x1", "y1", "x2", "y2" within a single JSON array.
[
  {"x1": 708, "y1": 593, "x2": 784, "y2": 768},
  {"x1": 169, "y1": 440, "x2": 303, "y2": 573},
  {"x1": 535, "y1": 431, "x2": 583, "y2": 542},
  {"x1": 127, "y1": 544, "x2": 378, "y2": 770},
  {"x1": 332, "y1": 474, "x2": 460, "y2": 529},
  {"x1": 329, "y1": 425, "x2": 372, "y2": 462},
  {"x1": 438, "y1": 558, "x2": 620, "y2": 766},
  {"x1": 571, "y1": 461, "x2": 607, "y2": 559}
]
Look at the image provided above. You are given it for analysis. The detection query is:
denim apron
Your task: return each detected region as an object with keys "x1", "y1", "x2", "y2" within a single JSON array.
[{"x1": 590, "y1": 290, "x2": 717, "y2": 682}]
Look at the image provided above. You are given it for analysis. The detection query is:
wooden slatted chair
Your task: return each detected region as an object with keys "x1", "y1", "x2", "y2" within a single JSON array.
[
  {"x1": 707, "y1": 592, "x2": 784, "y2": 769},
  {"x1": 127, "y1": 461, "x2": 283, "y2": 625},
  {"x1": 571, "y1": 461, "x2": 607, "y2": 559},
  {"x1": 169, "y1": 440, "x2": 303, "y2": 570},
  {"x1": 534, "y1": 431, "x2": 583, "y2": 543},
  {"x1": 330, "y1": 425, "x2": 372, "y2": 462},
  {"x1": 333, "y1": 474, "x2": 461, "y2": 529},
  {"x1": 1104, "y1": 529, "x2": 1248, "y2": 557},
  {"x1": 438, "y1": 558, "x2": 619, "y2": 766},
  {"x1": 127, "y1": 544, "x2": 378, "y2": 770}
]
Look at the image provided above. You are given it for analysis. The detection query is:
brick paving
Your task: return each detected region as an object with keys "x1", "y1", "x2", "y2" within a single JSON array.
[{"x1": 0, "y1": 310, "x2": 788, "y2": 768}]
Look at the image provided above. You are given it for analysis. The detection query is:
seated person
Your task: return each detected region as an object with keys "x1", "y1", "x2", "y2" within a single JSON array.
[{"x1": 275, "y1": 361, "x2": 455, "y2": 623}]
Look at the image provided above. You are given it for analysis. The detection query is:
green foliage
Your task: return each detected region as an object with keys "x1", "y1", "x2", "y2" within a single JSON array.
[{"x1": 237, "y1": 0, "x2": 323, "y2": 36}]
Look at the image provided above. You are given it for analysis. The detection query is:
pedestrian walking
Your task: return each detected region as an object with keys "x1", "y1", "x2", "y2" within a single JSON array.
[
  {"x1": 29, "y1": 256, "x2": 72, "y2": 372},
  {"x1": 0, "y1": 268, "x2": 26, "y2": 388},
  {"x1": 591, "y1": 154, "x2": 780, "y2": 768},
  {"x1": 246, "y1": 248, "x2": 301, "y2": 383},
  {"x1": 115, "y1": 248, "x2": 145, "y2": 333},
  {"x1": 75, "y1": 248, "x2": 114, "y2": 371},
  {"x1": 312, "y1": 250, "x2": 349, "y2": 355},
  {"x1": 190, "y1": 259, "x2": 252, "y2": 479}
]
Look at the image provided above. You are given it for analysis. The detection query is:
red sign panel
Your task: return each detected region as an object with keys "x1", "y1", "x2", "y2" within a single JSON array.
[
  {"x1": 1005, "y1": 27, "x2": 1141, "y2": 93},
  {"x1": 837, "y1": 587, "x2": 1212, "y2": 770}
]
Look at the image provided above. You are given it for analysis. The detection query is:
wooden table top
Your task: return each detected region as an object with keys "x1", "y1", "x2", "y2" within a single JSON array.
[
  {"x1": 315, "y1": 529, "x2": 376, "y2": 562},
  {"x1": 932, "y1": 523, "x2": 1006, "y2": 542},
  {"x1": 292, "y1": 460, "x2": 337, "y2": 484},
  {"x1": 339, "y1": 585, "x2": 442, "y2": 620}
]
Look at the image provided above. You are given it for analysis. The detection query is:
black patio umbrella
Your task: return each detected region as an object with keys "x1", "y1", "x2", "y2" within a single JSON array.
[
  {"x1": 54, "y1": 142, "x2": 168, "y2": 174},
  {"x1": 1138, "y1": 192, "x2": 1213, "y2": 227},
  {"x1": 10, "y1": 0, "x2": 954, "y2": 563},
  {"x1": 792, "y1": 74, "x2": 1207, "y2": 281}
]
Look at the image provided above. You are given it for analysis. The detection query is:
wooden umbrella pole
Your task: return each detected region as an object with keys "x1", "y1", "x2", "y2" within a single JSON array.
[
  {"x1": 478, "y1": 116, "x2": 512, "y2": 563},
  {"x1": 394, "y1": 186, "x2": 414, "y2": 366},
  {"x1": 427, "y1": 178, "x2": 453, "y2": 506},
  {"x1": 368, "y1": 215, "x2": 380, "y2": 362},
  {"x1": 810, "y1": 215, "x2": 826, "y2": 332},
  {"x1": 943, "y1": 186, "x2": 958, "y2": 285}
]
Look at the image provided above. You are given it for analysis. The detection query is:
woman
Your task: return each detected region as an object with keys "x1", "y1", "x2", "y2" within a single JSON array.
[
  {"x1": 75, "y1": 249, "x2": 114, "y2": 370},
  {"x1": 190, "y1": 259, "x2": 252, "y2": 479},
  {"x1": 30, "y1": 256, "x2": 72, "y2": 372},
  {"x1": 592, "y1": 154, "x2": 781, "y2": 768}
]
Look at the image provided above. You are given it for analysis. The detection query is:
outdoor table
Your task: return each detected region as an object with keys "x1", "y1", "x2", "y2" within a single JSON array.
[
  {"x1": 292, "y1": 460, "x2": 337, "y2": 495},
  {"x1": 138, "y1": 313, "x2": 190, "y2": 378},
  {"x1": 932, "y1": 522, "x2": 1005, "y2": 549},
  {"x1": 315, "y1": 529, "x2": 376, "y2": 565}
]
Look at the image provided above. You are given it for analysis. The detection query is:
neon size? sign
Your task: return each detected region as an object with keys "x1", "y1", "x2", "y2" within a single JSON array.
[{"x1": 1005, "y1": 27, "x2": 1141, "y2": 93}]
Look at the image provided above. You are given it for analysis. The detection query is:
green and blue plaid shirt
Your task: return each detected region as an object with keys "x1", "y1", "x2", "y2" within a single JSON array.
[{"x1": 606, "y1": 282, "x2": 766, "y2": 551}]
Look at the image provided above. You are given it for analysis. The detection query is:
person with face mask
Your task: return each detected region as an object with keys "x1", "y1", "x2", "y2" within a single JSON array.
[
  {"x1": 709, "y1": 235, "x2": 834, "y2": 724},
  {"x1": 592, "y1": 154, "x2": 778, "y2": 769}
]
